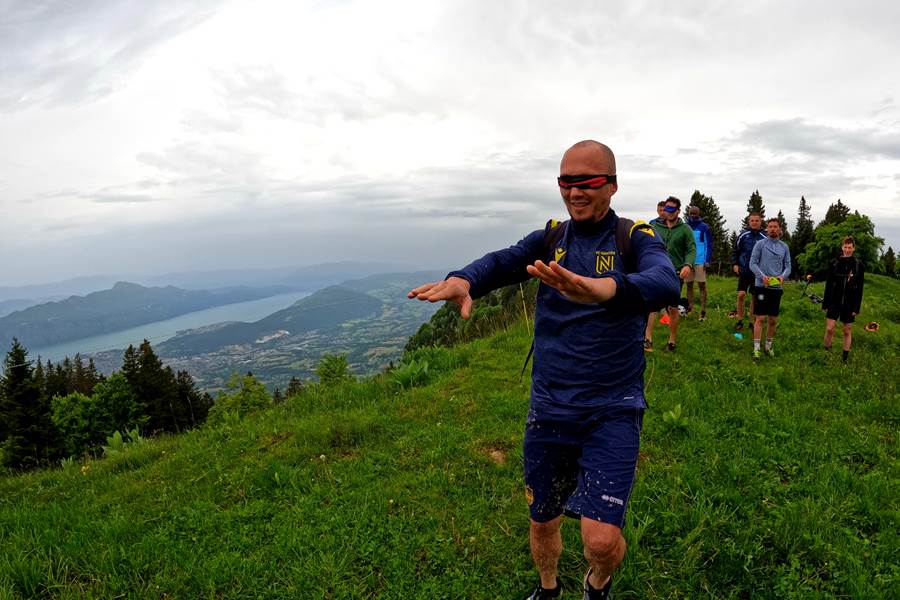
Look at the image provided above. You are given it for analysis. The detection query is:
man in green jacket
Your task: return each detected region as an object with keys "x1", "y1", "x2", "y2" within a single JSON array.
[{"x1": 644, "y1": 196, "x2": 696, "y2": 352}]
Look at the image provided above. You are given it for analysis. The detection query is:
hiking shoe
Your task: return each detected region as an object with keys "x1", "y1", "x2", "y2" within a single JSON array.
[
  {"x1": 583, "y1": 569, "x2": 612, "y2": 600},
  {"x1": 698, "y1": 311, "x2": 706, "y2": 322},
  {"x1": 727, "y1": 310, "x2": 738, "y2": 318},
  {"x1": 735, "y1": 320, "x2": 744, "y2": 331},
  {"x1": 643, "y1": 339, "x2": 653, "y2": 352},
  {"x1": 752, "y1": 349, "x2": 761, "y2": 361},
  {"x1": 764, "y1": 347, "x2": 775, "y2": 358},
  {"x1": 526, "y1": 580, "x2": 561, "y2": 599},
  {"x1": 664, "y1": 342, "x2": 676, "y2": 352}
]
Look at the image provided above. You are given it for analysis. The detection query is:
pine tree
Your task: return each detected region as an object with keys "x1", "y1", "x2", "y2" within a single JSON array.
[
  {"x1": 882, "y1": 247, "x2": 897, "y2": 278},
  {"x1": 740, "y1": 190, "x2": 766, "y2": 230},
  {"x1": 776, "y1": 210, "x2": 791, "y2": 244},
  {"x1": 122, "y1": 340, "x2": 180, "y2": 434},
  {"x1": 688, "y1": 190, "x2": 730, "y2": 273},
  {"x1": 0, "y1": 340, "x2": 57, "y2": 469},
  {"x1": 175, "y1": 370, "x2": 210, "y2": 428},
  {"x1": 285, "y1": 376, "x2": 305, "y2": 398},
  {"x1": 790, "y1": 196, "x2": 815, "y2": 261},
  {"x1": 820, "y1": 199, "x2": 850, "y2": 227},
  {"x1": 44, "y1": 361, "x2": 68, "y2": 400},
  {"x1": 728, "y1": 231, "x2": 739, "y2": 273}
]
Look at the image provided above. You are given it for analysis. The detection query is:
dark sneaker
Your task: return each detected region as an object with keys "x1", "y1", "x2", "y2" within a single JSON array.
[
  {"x1": 526, "y1": 580, "x2": 561, "y2": 599},
  {"x1": 643, "y1": 339, "x2": 653, "y2": 352},
  {"x1": 664, "y1": 342, "x2": 676, "y2": 352},
  {"x1": 698, "y1": 311, "x2": 706, "y2": 322},
  {"x1": 735, "y1": 320, "x2": 744, "y2": 331},
  {"x1": 727, "y1": 310, "x2": 738, "y2": 318},
  {"x1": 583, "y1": 569, "x2": 612, "y2": 600}
]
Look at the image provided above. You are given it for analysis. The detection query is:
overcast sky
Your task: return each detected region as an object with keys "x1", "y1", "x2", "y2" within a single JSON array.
[{"x1": 2, "y1": 0, "x2": 899, "y2": 285}]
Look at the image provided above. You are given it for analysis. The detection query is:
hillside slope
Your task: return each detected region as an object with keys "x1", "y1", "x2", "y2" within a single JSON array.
[{"x1": 1, "y1": 276, "x2": 898, "y2": 598}]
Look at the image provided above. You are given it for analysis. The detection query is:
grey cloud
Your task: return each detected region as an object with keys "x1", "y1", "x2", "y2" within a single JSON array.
[
  {"x1": 738, "y1": 118, "x2": 900, "y2": 160},
  {"x1": 212, "y1": 64, "x2": 448, "y2": 125},
  {"x1": 0, "y1": 0, "x2": 223, "y2": 110},
  {"x1": 90, "y1": 193, "x2": 156, "y2": 204}
]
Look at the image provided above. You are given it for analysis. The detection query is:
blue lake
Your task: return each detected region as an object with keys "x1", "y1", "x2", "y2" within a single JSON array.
[{"x1": 32, "y1": 291, "x2": 310, "y2": 362}]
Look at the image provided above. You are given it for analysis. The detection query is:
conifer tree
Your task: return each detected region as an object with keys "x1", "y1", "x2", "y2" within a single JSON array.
[
  {"x1": 740, "y1": 190, "x2": 766, "y2": 230},
  {"x1": 0, "y1": 340, "x2": 57, "y2": 469},
  {"x1": 882, "y1": 247, "x2": 897, "y2": 278},
  {"x1": 175, "y1": 370, "x2": 210, "y2": 428},
  {"x1": 790, "y1": 196, "x2": 816, "y2": 262},
  {"x1": 122, "y1": 340, "x2": 179, "y2": 434},
  {"x1": 45, "y1": 361, "x2": 68, "y2": 401},
  {"x1": 820, "y1": 199, "x2": 850, "y2": 227},
  {"x1": 776, "y1": 210, "x2": 791, "y2": 244},
  {"x1": 285, "y1": 376, "x2": 305, "y2": 398}
]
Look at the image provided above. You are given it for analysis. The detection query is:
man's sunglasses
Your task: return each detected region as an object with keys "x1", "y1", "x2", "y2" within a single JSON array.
[{"x1": 557, "y1": 174, "x2": 617, "y2": 189}]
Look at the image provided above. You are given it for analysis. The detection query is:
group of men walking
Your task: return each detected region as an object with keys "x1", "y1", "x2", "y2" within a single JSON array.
[{"x1": 409, "y1": 139, "x2": 867, "y2": 599}]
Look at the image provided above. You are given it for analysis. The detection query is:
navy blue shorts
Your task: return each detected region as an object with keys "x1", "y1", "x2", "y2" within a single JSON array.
[{"x1": 523, "y1": 405, "x2": 644, "y2": 528}]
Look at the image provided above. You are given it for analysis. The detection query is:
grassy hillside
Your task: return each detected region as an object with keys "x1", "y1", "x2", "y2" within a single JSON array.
[{"x1": 1, "y1": 276, "x2": 898, "y2": 599}]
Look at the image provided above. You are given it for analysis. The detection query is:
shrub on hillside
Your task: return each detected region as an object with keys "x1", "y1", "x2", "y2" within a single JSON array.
[
  {"x1": 206, "y1": 373, "x2": 272, "y2": 425},
  {"x1": 315, "y1": 354, "x2": 353, "y2": 386}
]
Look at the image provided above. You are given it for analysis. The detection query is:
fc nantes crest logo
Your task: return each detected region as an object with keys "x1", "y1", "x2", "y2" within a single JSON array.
[
  {"x1": 596, "y1": 250, "x2": 616, "y2": 274},
  {"x1": 554, "y1": 247, "x2": 566, "y2": 262},
  {"x1": 525, "y1": 485, "x2": 535, "y2": 506}
]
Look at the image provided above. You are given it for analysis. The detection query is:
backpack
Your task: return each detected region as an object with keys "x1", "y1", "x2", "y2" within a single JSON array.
[{"x1": 520, "y1": 215, "x2": 642, "y2": 378}]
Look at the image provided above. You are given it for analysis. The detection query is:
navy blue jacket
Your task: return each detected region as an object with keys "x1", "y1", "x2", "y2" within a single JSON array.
[
  {"x1": 448, "y1": 210, "x2": 680, "y2": 415},
  {"x1": 732, "y1": 228, "x2": 767, "y2": 274}
]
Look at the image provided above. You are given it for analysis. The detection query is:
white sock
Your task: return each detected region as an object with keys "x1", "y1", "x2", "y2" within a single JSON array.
[
  {"x1": 754, "y1": 339, "x2": 761, "y2": 351},
  {"x1": 766, "y1": 338, "x2": 773, "y2": 350}
]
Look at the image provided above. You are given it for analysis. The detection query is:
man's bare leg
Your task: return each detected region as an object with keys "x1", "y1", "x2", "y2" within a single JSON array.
[
  {"x1": 530, "y1": 517, "x2": 563, "y2": 589},
  {"x1": 582, "y1": 518, "x2": 625, "y2": 590},
  {"x1": 667, "y1": 306, "x2": 680, "y2": 345}
]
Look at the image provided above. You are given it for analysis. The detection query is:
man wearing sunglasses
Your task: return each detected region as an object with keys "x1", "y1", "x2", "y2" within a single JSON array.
[{"x1": 409, "y1": 140, "x2": 679, "y2": 599}]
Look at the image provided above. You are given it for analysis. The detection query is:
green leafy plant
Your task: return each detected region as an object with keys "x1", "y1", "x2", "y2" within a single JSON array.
[
  {"x1": 392, "y1": 359, "x2": 430, "y2": 389},
  {"x1": 102, "y1": 431, "x2": 126, "y2": 457},
  {"x1": 661, "y1": 403, "x2": 689, "y2": 430}
]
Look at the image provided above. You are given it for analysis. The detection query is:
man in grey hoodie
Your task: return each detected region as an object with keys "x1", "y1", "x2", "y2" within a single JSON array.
[{"x1": 749, "y1": 218, "x2": 791, "y2": 360}]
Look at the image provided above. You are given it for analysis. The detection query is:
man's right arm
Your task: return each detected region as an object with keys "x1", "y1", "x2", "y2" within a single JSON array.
[{"x1": 749, "y1": 242, "x2": 764, "y2": 280}]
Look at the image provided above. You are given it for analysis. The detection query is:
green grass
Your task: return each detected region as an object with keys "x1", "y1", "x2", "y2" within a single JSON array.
[{"x1": 1, "y1": 275, "x2": 898, "y2": 599}]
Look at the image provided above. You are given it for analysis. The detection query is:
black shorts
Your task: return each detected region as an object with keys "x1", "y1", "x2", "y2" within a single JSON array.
[
  {"x1": 753, "y1": 286, "x2": 783, "y2": 317},
  {"x1": 825, "y1": 306, "x2": 856, "y2": 323},
  {"x1": 737, "y1": 272, "x2": 755, "y2": 293}
]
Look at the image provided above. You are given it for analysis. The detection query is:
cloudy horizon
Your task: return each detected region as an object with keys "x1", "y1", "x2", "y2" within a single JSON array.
[{"x1": 2, "y1": 0, "x2": 899, "y2": 286}]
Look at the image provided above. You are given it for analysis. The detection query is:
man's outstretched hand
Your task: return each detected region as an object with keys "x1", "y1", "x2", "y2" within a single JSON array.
[
  {"x1": 526, "y1": 260, "x2": 617, "y2": 303},
  {"x1": 408, "y1": 276, "x2": 474, "y2": 319}
]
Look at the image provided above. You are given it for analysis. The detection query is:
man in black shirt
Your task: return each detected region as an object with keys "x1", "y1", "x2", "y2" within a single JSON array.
[{"x1": 822, "y1": 236, "x2": 866, "y2": 363}]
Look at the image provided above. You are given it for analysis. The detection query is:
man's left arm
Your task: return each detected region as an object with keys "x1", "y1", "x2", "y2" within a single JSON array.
[
  {"x1": 779, "y1": 243, "x2": 792, "y2": 280},
  {"x1": 601, "y1": 225, "x2": 680, "y2": 314},
  {"x1": 705, "y1": 224, "x2": 714, "y2": 265}
]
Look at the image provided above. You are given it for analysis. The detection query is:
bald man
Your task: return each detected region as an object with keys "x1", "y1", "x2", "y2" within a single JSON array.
[{"x1": 409, "y1": 141, "x2": 679, "y2": 599}]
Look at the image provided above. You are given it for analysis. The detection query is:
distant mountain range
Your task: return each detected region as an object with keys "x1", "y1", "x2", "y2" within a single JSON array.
[
  {"x1": 0, "y1": 282, "x2": 290, "y2": 349},
  {"x1": 142, "y1": 261, "x2": 417, "y2": 291}
]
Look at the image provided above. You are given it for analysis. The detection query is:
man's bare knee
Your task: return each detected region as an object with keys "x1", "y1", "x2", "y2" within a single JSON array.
[
  {"x1": 531, "y1": 517, "x2": 562, "y2": 537},
  {"x1": 581, "y1": 520, "x2": 623, "y2": 562}
]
